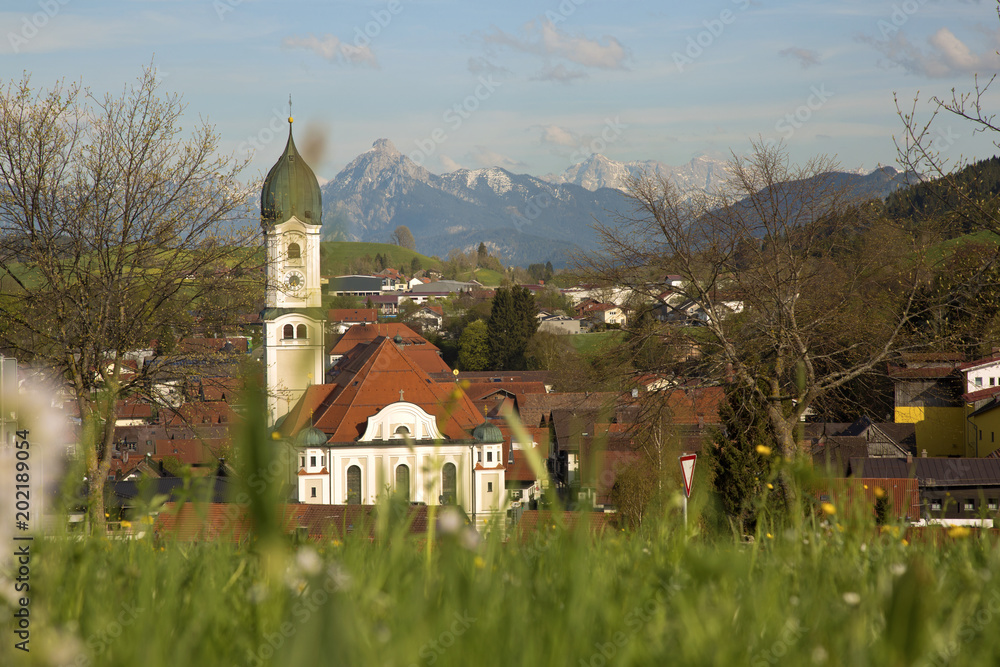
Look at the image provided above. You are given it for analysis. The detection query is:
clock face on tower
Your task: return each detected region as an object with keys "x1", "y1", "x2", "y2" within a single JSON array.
[{"x1": 284, "y1": 269, "x2": 305, "y2": 293}]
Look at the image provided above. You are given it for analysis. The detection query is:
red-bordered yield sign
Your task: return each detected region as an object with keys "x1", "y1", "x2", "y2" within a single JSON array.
[{"x1": 679, "y1": 453, "x2": 697, "y2": 498}]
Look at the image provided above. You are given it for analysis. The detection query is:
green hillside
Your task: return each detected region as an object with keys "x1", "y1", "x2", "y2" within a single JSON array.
[{"x1": 320, "y1": 242, "x2": 442, "y2": 276}]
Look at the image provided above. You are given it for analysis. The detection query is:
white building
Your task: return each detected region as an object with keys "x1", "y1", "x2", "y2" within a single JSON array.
[{"x1": 260, "y1": 117, "x2": 327, "y2": 424}]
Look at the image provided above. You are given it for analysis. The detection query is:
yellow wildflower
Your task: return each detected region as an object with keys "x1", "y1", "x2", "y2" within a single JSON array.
[
  {"x1": 766, "y1": 533, "x2": 773, "y2": 539},
  {"x1": 948, "y1": 525, "x2": 972, "y2": 539},
  {"x1": 474, "y1": 556, "x2": 485, "y2": 569},
  {"x1": 874, "y1": 487, "x2": 886, "y2": 499},
  {"x1": 821, "y1": 502, "x2": 836, "y2": 516},
  {"x1": 767, "y1": 483, "x2": 774, "y2": 490},
  {"x1": 756, "y1": 445, "x2": 772, "y2": 456}
]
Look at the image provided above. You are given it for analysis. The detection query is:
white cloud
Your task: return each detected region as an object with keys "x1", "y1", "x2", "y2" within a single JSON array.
[
  {"x1": 539, "y1": 125, "x2": 578, "y2": 147},
  {"x1": 530, "y1": 64, "x2": 588, "y2": 83},
  {"x1": 778, "y1": 47, "x2": 820, "y2": 68},
  {"x1": 439, "y1": 155, "x2": 463, "y2": 172},
  {"x1": 469, "y1": 146, "x2": 526, "y2": 169},
  {"x1": 862, "y1": 27, "x2": 1000, "y2": 78},
  {"x1": 282, "y1": 33, "x2": 378, "y2": 67},
  {"x1": 481, "y1": 19, "x2": 629, "y2": 71}
]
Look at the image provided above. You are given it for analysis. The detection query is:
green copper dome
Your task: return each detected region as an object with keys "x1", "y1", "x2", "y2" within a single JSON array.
[
  {"x1": 295, "y1": 426, "x2": 328, "y2": 448},
  {"x1": 261, "y1": 120, "x2": 322, "y2": 226},
  {"x1": 472, "y1": 421, "x2": 503, "y2": 443}
]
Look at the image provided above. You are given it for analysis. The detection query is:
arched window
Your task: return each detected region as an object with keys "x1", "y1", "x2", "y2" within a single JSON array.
[
  {"x1": 395, "y1": 464, "x2": 410, "y2": 501},
  {"x1": 441, "y1": 462, "x2": 456, "y2": 505},
  {"x1": 347, "y1": 465, "x2": 361, "y2": 505},
  {"x1": 282, "y1": 324, "x2": 294, "y2": 339},
  {"x1": 296, "y1": 324, "x2": 308, "y2": 339},
  {"x1": 287, "y1": 242, "x2": 301, "y2": 259},
  {"x1": 394, "y1": 425, "x2": 410, "y2": 439}
]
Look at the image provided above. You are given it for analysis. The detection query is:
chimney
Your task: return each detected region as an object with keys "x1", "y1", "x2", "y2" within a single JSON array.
[
  {"x1": 921, "y1": 449, "x2": 928, "y2": 458},
  {"x1": 906, "y1": 453, "x2": 912, "y2": 465}
]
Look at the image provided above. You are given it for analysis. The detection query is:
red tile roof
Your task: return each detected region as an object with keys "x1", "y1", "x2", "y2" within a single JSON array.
[
  {"x1": 153, "y1": 438, "x2": 228, "y2": 465},
  {"x1": 328, "y1": 308, "x2": 378, "y2": 324},
  {"x1": 511, "y1": 510, "x2": 614, "y2": 538},
  {"x1": 963, "y1": 386, "x2": 1000, "y2": 402},
  {"x1": 817, "y1": 478, "x2": 920, "y2": 521},
  {"x1": 284, "y1": 337, "x2": 483, "y2": 443},
  {"x1": 330, "y1": 323, "x2": 449, "y2": 374}
]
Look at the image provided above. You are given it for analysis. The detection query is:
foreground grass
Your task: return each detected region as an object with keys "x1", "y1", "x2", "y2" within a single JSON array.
[{"x1": 4, "y1": 508, "x2": 1000, "y2": 667}]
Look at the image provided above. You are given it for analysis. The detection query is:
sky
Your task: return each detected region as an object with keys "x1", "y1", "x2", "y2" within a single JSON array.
[{"x1": 4, "y1": 0, "x2": 1000, "y2": 184}]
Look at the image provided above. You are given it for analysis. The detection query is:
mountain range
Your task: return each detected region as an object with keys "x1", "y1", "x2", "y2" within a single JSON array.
[{"x1": 319, "y1": 140, "x2": 913, "y2": 267}]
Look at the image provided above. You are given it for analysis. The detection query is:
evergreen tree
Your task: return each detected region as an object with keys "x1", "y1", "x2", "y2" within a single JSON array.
[
  {"x1": 458, "y1": 320, "x2": 490, "y2": 371},
  {"x1": 707, "y1": 381, "x2": 774, "y2": 535},
  {"x1": 477, "y1": 242, "x2": 488, "y2": 267},
  {"x1": 487, "y1": 285, "x2": 538, "y2": 370}
]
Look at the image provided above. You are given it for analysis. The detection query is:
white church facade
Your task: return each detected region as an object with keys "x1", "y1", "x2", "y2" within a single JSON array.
[{"x1": 261, "y1": 116, "x2": 506, "y2": 530}]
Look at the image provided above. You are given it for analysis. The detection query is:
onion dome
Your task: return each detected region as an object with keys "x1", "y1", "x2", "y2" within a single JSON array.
[
  {"x1": 472, "y1": 421, "x2": 503, "y2": 443},
  {"x1": 295, "y1": 426, "x2": 328, "y2": 447},
  {"x1": 261, "y1": 118, "x2": 322, "y2": 227}
]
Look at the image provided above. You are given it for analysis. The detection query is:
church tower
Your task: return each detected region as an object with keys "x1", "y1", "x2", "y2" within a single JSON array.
[{"x1": 261, "y1": 115, "x2": 326, "y2": 424}]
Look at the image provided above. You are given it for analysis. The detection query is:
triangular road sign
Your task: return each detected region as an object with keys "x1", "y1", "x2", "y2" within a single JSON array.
[{"x1": 679, "y1": 453, "x2": 697, "y2": 498}]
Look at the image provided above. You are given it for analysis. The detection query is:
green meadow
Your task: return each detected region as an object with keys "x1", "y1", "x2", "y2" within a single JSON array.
[{"x1": 6, "y1": 494, "x2": 1000, "y2": 665}]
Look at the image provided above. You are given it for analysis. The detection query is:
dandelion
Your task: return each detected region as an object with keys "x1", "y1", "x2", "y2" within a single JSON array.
[
  {"x1": 767, "y1": 483, "x2": 773, "y2": 490},
  {"x1": 756, "y1": 445, "x2": 772, "y2": 456},
  {"x1": 766, "y1": 533, "x2": 773, "y2": 539},
  {"x1": 949, "y1": 525, "x2": 972, "y2": 539},
  {"x1": 842, "y1": 592, "x2": 861, "y2": 606},
  {"x1": 120, "y1": 520, "x2": 132, "y2": 530},
  {"x1": 821, "y1": 502, "x2": 836, "y2": 516},
  {"x1": 874, "y1": 487, "x2": 886, "y2": 499}
]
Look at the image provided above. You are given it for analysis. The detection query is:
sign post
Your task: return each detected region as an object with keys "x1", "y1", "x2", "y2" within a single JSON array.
[{"x1": 679, "y1": 453, "x2": 697, "y2": 532}]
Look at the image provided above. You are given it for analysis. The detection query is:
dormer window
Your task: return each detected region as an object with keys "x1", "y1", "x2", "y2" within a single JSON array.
[{"x1": 394, "y1": 425, "x2": 411, "y2": 439}]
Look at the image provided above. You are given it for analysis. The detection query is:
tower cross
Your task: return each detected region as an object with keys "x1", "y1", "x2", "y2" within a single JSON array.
[{"x1": 399, "y1": 389, "x2": 405, "y2": 401}]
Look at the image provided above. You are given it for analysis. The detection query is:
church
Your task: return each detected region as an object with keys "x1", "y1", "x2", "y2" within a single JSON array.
[{"x1": 260, "y1": 116, "x2": 506, "y2": 529}]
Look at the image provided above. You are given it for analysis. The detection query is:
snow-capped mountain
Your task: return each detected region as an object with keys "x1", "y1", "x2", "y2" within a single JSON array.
[
  {"x1": 319, "y1": 140, "x2": 912, "y2": 267},
  {"x1": 320, "y1": 139, "x2": 625, "y2": 266},
  {"x1": 542, "y1": 153, "x2": 731, "y2": 195}
]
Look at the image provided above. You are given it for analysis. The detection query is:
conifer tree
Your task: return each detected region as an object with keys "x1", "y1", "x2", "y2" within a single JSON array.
[{"x1": 487, "y1": 286, "x2": 538, "y2": 370}]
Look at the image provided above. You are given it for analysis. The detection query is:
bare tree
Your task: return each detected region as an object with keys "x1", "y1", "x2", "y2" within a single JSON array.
[
  {"x1": 0, "y1": 67, "x2": 260, "y2": 533},
  {"x1": 390, "y1": 224, "x2": 416, "y2": 250},
  {"x1": 578, "y1": 143, "x2": 936, "y2": 510}
]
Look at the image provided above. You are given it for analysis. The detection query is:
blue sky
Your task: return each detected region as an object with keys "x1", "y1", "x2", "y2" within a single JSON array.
[{"x1": 4, "y1": 0, "x2": 1000, "y2": 183}]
